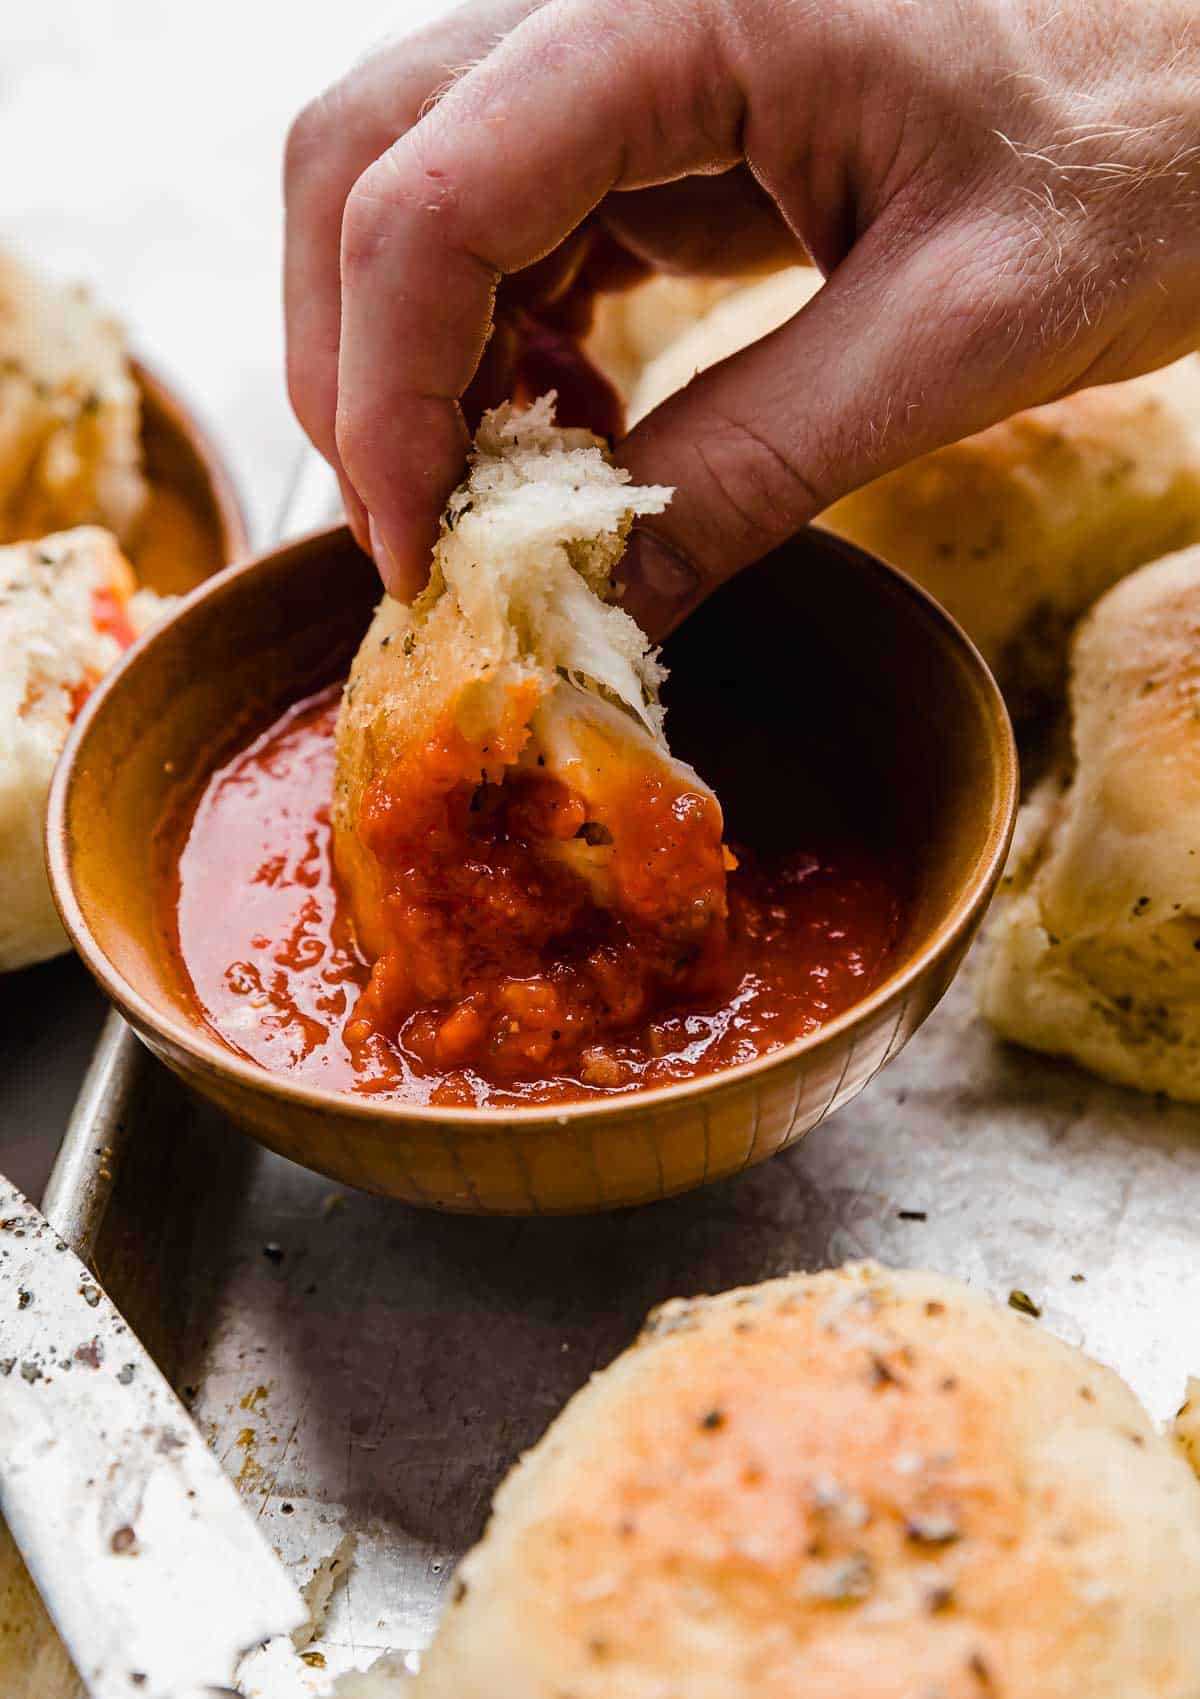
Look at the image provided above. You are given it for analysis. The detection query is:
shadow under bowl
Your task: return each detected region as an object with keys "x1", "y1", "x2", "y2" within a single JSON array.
[{"x1": 48, "y1": 525, "x2": 1016, "y2": 1213}]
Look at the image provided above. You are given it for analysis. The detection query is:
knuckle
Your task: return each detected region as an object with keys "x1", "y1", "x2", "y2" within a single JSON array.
[
  {"x1": 341, "y1": 138, "x2": 461, "y2": 275},
  {"x1": 340, "y1": 149, "x2": 416, "y2": 273},
  {"x1": 340, "y1": 170, "x2": 394, "y2": 274},
  {"x1": 691, "y1": 411, "x2": 827, "y2": 544}
]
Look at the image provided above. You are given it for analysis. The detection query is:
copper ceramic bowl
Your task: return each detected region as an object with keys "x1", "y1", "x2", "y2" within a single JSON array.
[
  {"x1": 129, "y1": 359, "x2": 249, "y2": 587},
  {"x1": 48, "y1": 525, "x2": 1016, "y2": 1214}
]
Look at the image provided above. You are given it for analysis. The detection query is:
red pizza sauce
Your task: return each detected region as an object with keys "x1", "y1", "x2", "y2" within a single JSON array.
[
  {"x1": 68, "y1": 586, "x2": 141, "y2": 720},
  {"x1": 342, "y1": 681, "x2": 731, "y2": 1086},
  {"x1": 167, "y1": 686, "x2": 907, "y2": 1109}
]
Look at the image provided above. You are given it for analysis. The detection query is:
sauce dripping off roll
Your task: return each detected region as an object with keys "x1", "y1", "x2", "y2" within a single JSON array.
[{"x1": 167, "y1": 686, "x2": 906, "y2": 1110}]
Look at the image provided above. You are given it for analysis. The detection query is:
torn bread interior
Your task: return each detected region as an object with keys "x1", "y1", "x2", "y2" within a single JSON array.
[{"x1": 333, "y1": 396, "x2": 730, "y2": 1085}]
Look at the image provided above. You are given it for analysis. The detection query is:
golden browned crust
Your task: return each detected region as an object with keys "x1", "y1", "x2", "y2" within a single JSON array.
[{"x1": 413, "y1": 1264, "x2": 1200, "y2": 1699}]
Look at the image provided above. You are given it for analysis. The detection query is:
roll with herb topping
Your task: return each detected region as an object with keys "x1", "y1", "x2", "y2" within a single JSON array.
[
  {"x1": 0, "y1": 248, "x2": 147, "y2": 546},
  {"x1": 409, "y1": 1262, "x2": 1200, "y2": 1699},
  {"x1": 823, "y1": 359, "x2": 1200, "y2": 719},
  {"x1": 981, "y1": 542, "x2": 1200, "y2": 1098}
]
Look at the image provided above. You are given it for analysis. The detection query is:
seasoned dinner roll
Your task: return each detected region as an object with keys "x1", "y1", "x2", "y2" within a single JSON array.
[
  {"x1": 409, "y1": 1262, "x2": 1200, "y2": 1699},
  {"x1": 824, "y1": 359, "x2": 1200, "y2": 714},
  {"x1": 0, "y1": 527, "x2": 164, "y2": 971},
  {"x1": 980, "y1": 543, "x2": 1200, "y2": 1099},
  {"x1": 0, "y1": 248, "x2": 147, "y2": 545},
  {"x1": 333, "y1": 396, "x2": 729, "y2": 1067},
  {"x1": 334, "y1": 395, "x2": 676, "y2": 867}
]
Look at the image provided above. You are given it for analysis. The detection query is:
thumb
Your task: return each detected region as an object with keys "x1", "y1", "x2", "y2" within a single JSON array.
[{"x1": 615, "y1": 225, "x2": 1071, "y2": 641}]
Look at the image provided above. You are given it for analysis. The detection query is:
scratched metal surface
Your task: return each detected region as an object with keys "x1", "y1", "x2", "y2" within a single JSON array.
[
  {"x1": 0, "y1": 1182, "x2": 304, "y2": 1699},
  {"x1": 17, "y1": 942, "x2": 1198, "y2": 1689}
]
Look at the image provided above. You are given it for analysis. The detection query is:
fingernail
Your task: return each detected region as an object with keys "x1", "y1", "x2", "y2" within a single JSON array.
[{"x1": 619, "y1": 529, "x2": 701, "y2": 641}]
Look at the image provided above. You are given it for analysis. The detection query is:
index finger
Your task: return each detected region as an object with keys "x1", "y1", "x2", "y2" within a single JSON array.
[
  {"x1": 283, "y1": 0, "x2": 545, "y2": 544},
  {"x1": 334, "y1": 0, "x2": 747, "y2": 595}
]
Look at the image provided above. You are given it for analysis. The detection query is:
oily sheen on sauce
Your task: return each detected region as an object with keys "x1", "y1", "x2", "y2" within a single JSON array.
[{"x1": 168, "y1": 687, "x2": 905, "y2": 1109}]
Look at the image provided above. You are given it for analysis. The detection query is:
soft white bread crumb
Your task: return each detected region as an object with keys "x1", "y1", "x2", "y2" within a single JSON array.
[
  {"x1": 0, "y1": 248, "x2": 147, "y2": 545},
  {"x1": 236, "y1": 1534, "x2": 365, "y2": 1699},
  {"x1": 293, "y1": 1533, "x2": 356, "y2": 1652},
  {"x1": 335, "y1": 391, "x2": 672, "y2": 752},
  {"x1": 0, "y1": 527, "x2": 165, "y2": 971},
  {"x1": 434, "y1": 392, "x2": 672, "y2": 736},
  {"x1": 410, "y1": 1263, "x2": 1200, "y2": 1699},
  {"x1": 236, "y1": 1635, "x2": 329, "y2": 1699},
  {"x1": 980, "y1": 542, "x2": 1200, "y2": 1099},
  {"x1": 236, "y1": 1647, "x2": 412, "y2": 1699}
]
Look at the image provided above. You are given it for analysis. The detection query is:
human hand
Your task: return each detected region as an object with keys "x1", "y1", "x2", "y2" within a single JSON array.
[{"x1": 285, "y1": 0, "x2": 1200, "y2": 634}]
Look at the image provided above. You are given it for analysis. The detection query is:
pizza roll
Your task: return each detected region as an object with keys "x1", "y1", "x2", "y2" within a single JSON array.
[
  {"x1": 411, "y1": 1263, "x2": 1200, "y2": 1699},
  {"x1": 623, "y1": 264, "x2": 822, "y2": 426},
  {"x1": 981, "y1": 542, "x2": 1200, "y2": 1098},
  {"x1": 1, "y1": 527, "x2": 164, "y2": 970},
  {"x1": 0, "y1": 248, "x2": 147, "y2": 547},
  {"x1": 332, "y1": 397, "x2": 729, "y2": 1083}
]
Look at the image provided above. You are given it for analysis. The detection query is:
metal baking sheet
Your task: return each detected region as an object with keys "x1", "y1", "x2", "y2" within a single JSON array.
[
  {"x1": 8, "y1": 451, "x2": 1200, "y2": 1690},
  {"x1": 18, "y1": 948, "x2": 1200, "y2": 1691},
  {"x1": 0, "y1": 449, "x2": 343, "y2": 1699}
]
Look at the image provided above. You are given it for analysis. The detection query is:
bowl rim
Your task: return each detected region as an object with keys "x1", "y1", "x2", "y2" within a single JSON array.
[
  {"x1": 131, "y1": 355, "x2": 252, "y2": 566},
  {"x1": 47, "y1": 523, "x2": 1018, "y2": 1132}
]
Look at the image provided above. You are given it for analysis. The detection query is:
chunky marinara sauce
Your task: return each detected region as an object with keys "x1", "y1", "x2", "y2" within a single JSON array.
[{"x1": 169, "y1": 687, "x2": 905, "y2": 1109}]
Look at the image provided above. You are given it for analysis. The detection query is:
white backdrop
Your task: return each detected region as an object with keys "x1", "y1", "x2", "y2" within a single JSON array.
[{"x1": 2, "y1": 0, "x2": 456, "y2": 538}]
